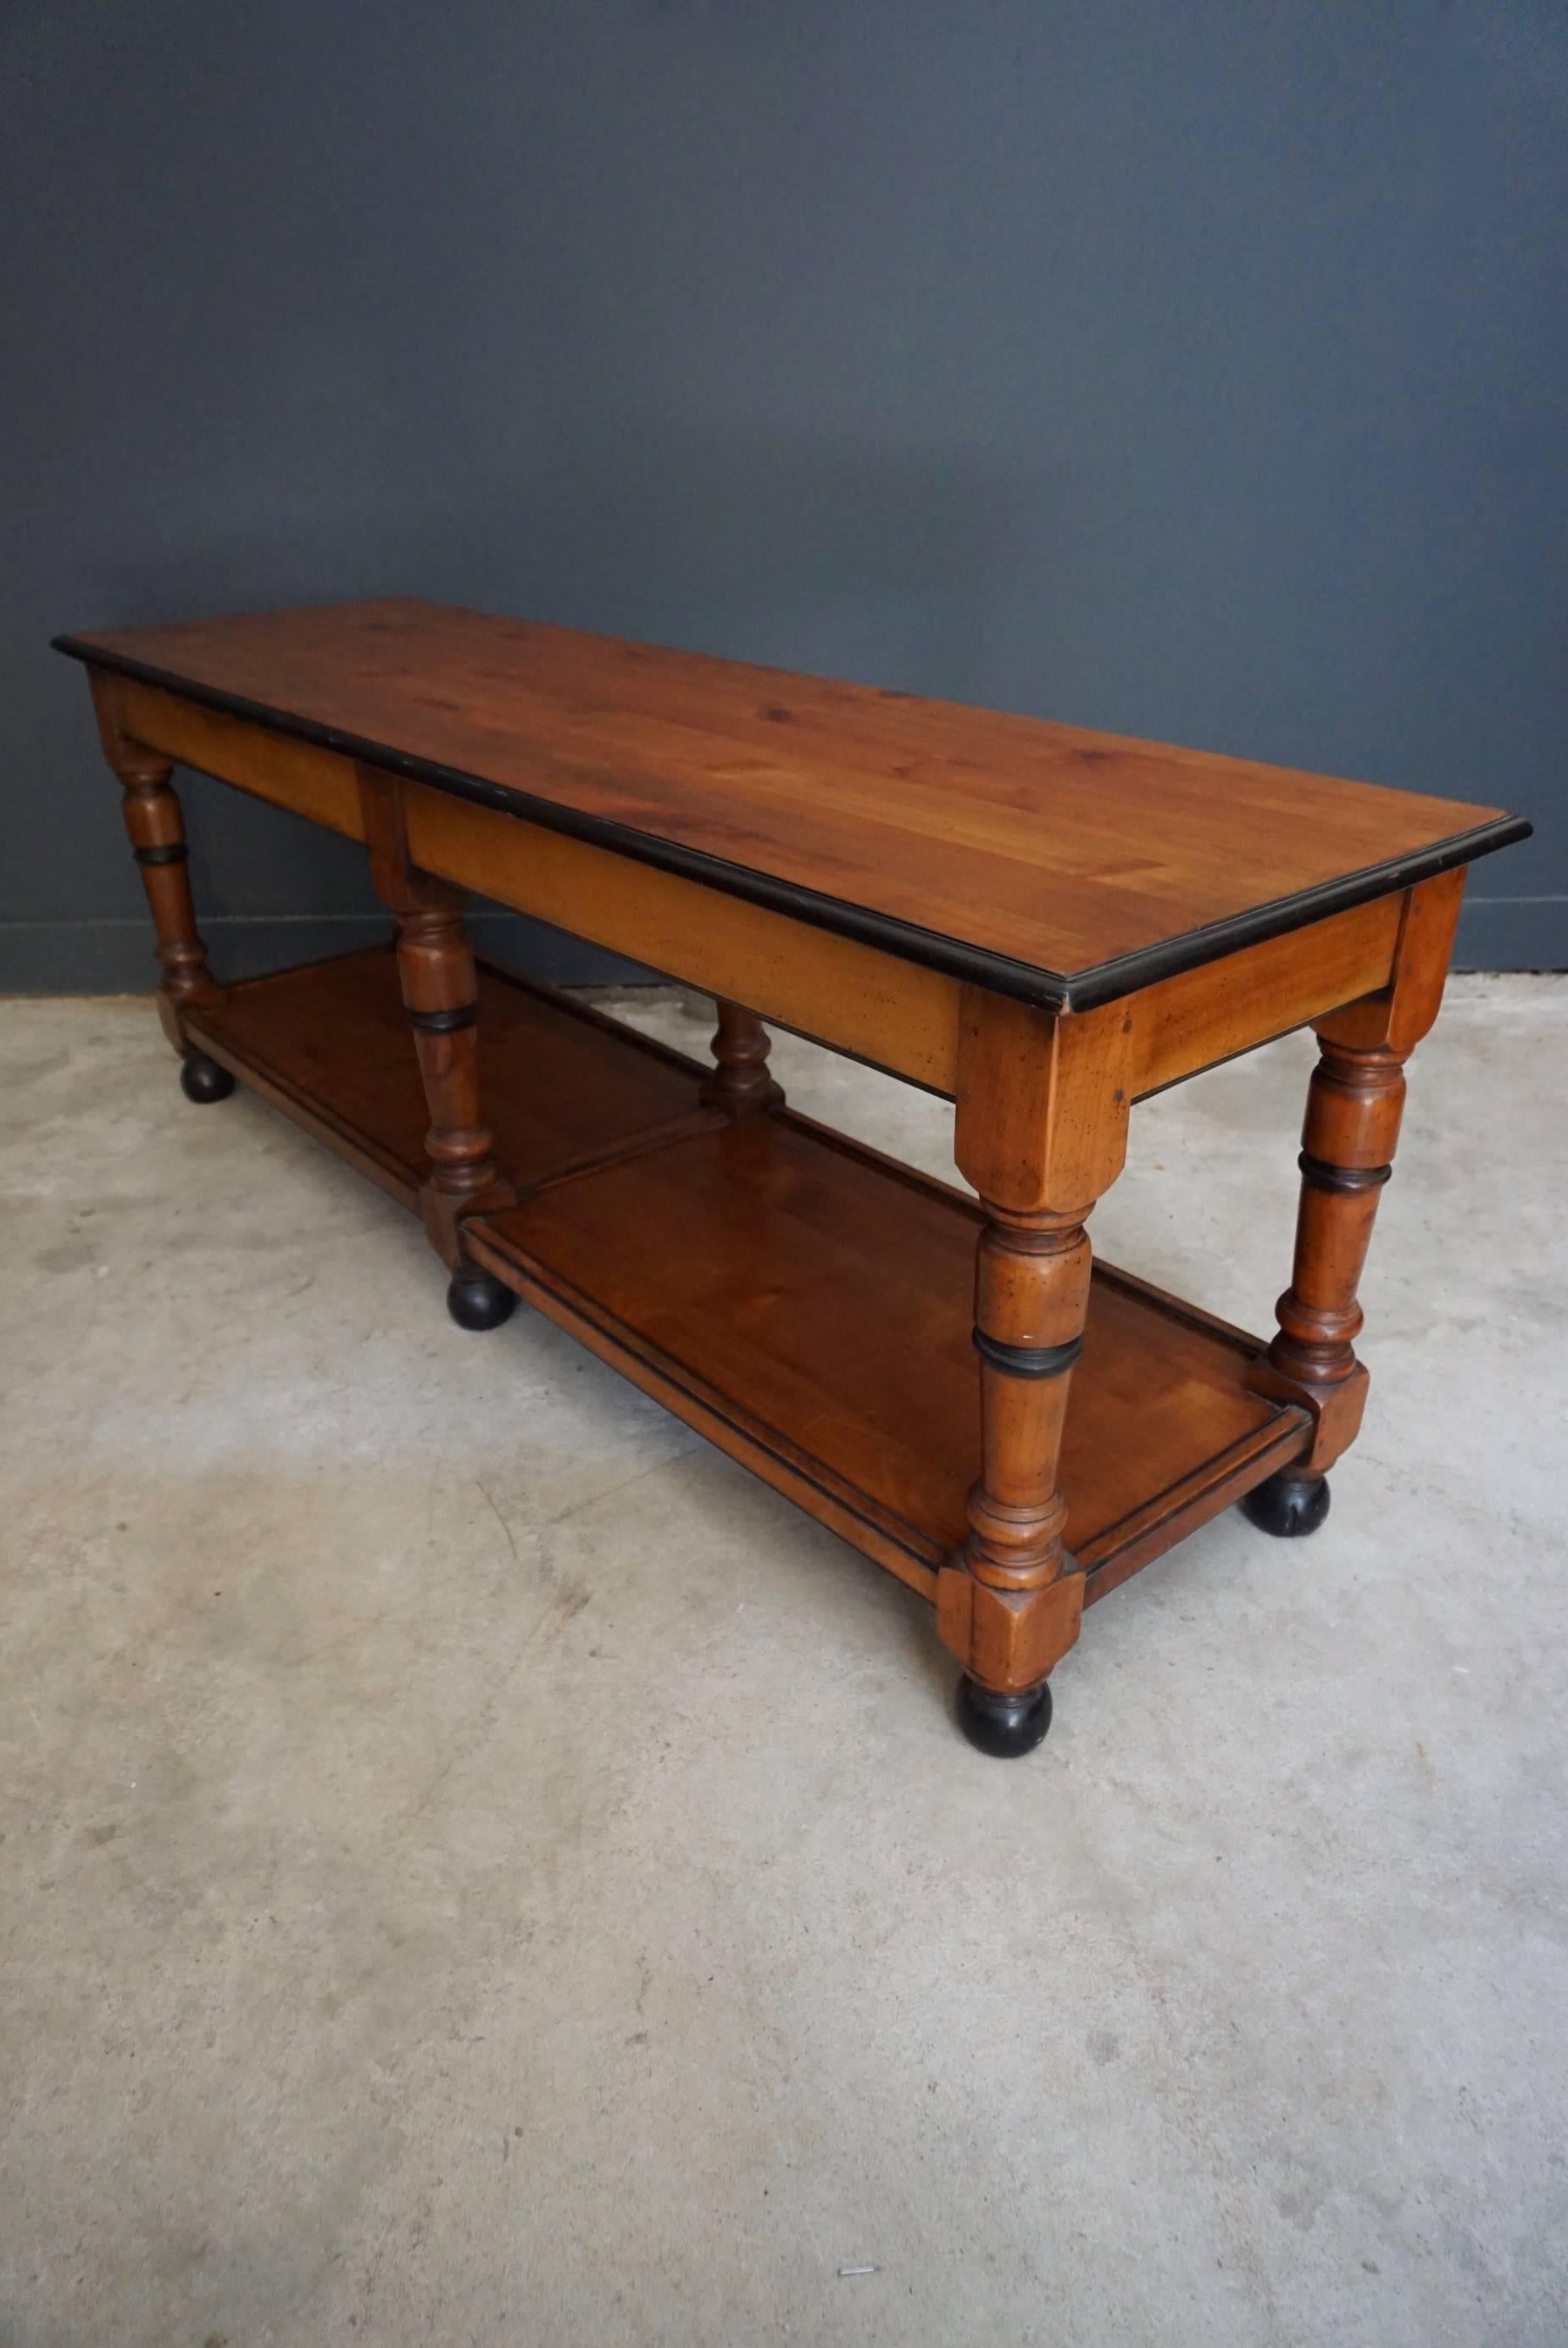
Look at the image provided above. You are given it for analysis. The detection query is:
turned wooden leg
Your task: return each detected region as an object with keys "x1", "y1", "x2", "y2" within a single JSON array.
[
  {"x1": 701, "y1": 1000, "x2": 783, "y2": 1118},
  {"x1": 392, "y1": 885, "x2": 519, "y2": 1328},
  {"x1": 358, "y1": 765, "x2": 517, "y2": 1328},
  {"x1": 116, "y1": 748, "x2": 218, "y2": 1015},
  {"x1": 949, "y1": 1204, "x2": 1093, "y2": 1755},
  {"x1": 1244, "y1": 1038, "x2": 1405, "y2": 1532},
  {"x1": 1245, "y1": 869, "x2": 1465, "y2": 1533},
  {"x1": 939, "y1": 989, "x2": 1132, "y2": 1755},
  {"x1": 89, "y1": 670, "x2": 229, "y2": 1096}
]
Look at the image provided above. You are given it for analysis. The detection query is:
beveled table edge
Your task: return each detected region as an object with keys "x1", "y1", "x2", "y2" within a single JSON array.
[{"x1": 54, "y1": 632, "x2": 1532, "y2": 1015}]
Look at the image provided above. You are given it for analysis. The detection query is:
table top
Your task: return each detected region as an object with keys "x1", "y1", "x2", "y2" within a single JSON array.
[{"x1": 57, "y1": 598, "x2": 1529, "y2": 1011}]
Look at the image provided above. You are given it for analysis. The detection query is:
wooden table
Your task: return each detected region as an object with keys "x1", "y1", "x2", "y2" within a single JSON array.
[{"x1": 55, "y1": 601, "x2": 1531, "y2": 1756}]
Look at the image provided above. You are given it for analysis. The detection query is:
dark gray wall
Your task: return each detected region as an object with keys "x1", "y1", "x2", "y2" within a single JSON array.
[{"x1": 4, "y1": 1, "x2": 1564, "y2": 992}]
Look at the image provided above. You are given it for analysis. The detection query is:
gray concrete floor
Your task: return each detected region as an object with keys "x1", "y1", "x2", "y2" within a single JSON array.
[{"x1": 3, "y1": 976, "x2": 1565, "y2": 2347}]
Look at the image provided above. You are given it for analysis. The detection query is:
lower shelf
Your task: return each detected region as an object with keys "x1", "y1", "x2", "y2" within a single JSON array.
[
  {"x1": 185, "y1": 943, "x2": 716, "y2": 1205},
  {"x1": 187, "y1": 947, "x2": 1312, "y2": 1606}
]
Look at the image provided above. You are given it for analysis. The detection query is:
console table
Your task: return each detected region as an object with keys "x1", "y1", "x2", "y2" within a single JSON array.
[{"x1": 54, "y1": 602, "x2": 1530, "y2": 1756}]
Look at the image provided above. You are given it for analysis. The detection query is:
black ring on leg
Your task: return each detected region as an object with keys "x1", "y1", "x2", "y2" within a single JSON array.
[
  {"x1": 408, "y1": 1002, "x2": 479, "y2": 1035},
  {"x1": 180, "y1": 1052, "x2": 235, "y2": 1104},
  {"x1": 1241, "y1": 1469, "x2": 1332, "y2": 1538},
  {"x1": 956, "y1": 1674, "x2": 1054, "y2": 1759}
]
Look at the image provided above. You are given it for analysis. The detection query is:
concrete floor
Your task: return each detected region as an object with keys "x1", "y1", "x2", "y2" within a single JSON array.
[{"x1": 2, "y1": 976, "x2": 1565, "y2": 2347}]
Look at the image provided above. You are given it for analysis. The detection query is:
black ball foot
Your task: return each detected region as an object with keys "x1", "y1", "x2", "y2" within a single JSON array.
[
  {"x1": 1241, "y1": 1469, "x2": 1331, "y2": 1538},
  {"x1": 180, "y1": 1052, "x2": 235, "y2": 1104},
  {"x1": 956, "y1": 1673, "x2": 1054, "y2": 1759},
  {"x1": 446, "y1": 1266, "x2": 516, "y2": 1332}
]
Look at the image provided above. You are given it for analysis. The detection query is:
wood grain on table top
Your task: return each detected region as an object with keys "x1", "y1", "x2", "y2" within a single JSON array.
[{"x1": 58, "y1": 598, "x2": 1527, "y2": 1008}]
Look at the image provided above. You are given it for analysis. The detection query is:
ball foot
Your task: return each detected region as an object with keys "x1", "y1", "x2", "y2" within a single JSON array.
[
  {"x1": 1241, "y1": 1469, "x2": 1331, "y2": 1538},
  {"x1": 446, "y1": 1266, "x2": 516, "y2": 1332},
  {"x1": 180, "y1": 1052, "x2": 235, "y2": 1104},
  {"x1": 956, "y1": 1673, "x2": 1054, "y2": 1759}
]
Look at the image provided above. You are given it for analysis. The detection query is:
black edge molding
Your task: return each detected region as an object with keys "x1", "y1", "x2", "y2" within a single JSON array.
[{"x1": 54, "y1": 634, "x2": 1533, "y2": 1016}]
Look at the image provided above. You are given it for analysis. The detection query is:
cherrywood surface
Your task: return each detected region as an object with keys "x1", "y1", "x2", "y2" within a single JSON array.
[
  {"x1": 57, "y1": 599, "x2": 1526, "y2": 1009},
  {"x1": 109, "y1": 676, "x2": 370, "y2": 841},
  {"x1": 474, "y1": 1115, "x2": 1310, "y2": 1592},
  {"x1": 397, "y1": 770, "x2": 965, "y2": 1090},
  {"x1": 182, "y1": 944, "x2": 1309, "y2": 1602},
  {"x1": 66, "y1": 602, "x2": 1516, "y2": 1743},
  {"x1": 186, "y1": 949, "x2": 714, "y2": 1203},
  {"x1": 175, "y1": 949, "x2": 1314, "y2": 1596},
  {"x1": 95, "y1": 673, "x2": 1474, "y2": 1113},
  {"x1": 1126, "y1": 892, "x2": 1404, "y2": 1099}
]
